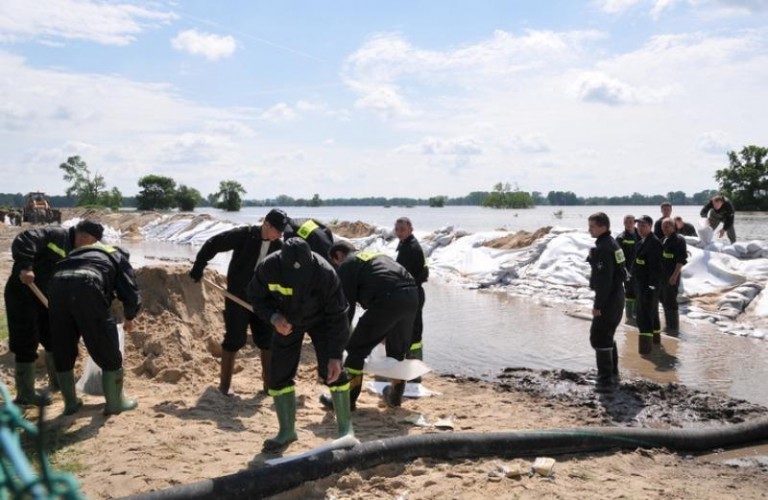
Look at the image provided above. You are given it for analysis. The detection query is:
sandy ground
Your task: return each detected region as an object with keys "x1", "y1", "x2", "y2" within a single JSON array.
[{"x1": 1, "y1": 217, "x2": 767, "y2": 499}]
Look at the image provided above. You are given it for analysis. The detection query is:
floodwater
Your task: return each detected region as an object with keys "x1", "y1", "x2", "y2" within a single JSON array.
[{"x1": 124, "y1": 240, "x2": 768, "y2": 409}]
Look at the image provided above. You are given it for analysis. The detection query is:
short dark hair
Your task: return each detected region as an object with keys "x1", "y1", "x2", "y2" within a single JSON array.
[
  {"x1": 588, "y1": 212, "x2": 610, "y2": 230},
  {"x1": 712, "y1": 195, "x2": 724, "y2": 203},
  {"x1": 660, "y1": 202, "x2": 672, "y2": 209},
  {"x1": 75, "y1": 220, "x2": 104, "y2": 240},
  {"x1": 328, "y1": 241, "x2": 356, "y2": 261},
  {"x1": 395, "y1": 217, "x2": 412, "y2": 228}
]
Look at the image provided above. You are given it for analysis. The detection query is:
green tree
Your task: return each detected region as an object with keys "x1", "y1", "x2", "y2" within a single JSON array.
[
  {"x1": 666, "y1": 191, "x2": 687, "y2": 206},
  {"x1": 176, "y1": 185, "x2": 203, "y2": 212},
  {"x1": 99, "y1": 187, "x2": 123, "y2": 210},
  {"x1": 213, "y1": 180, "x2": 246, "y2": 211},
  {"x1": 429, "y1": 196, "x2": 446, "y2": 207},
  {"x1": 59, "y1": 156, "x2": 107, "y2": 206},
  {"x1": 715, "y1": 145, "x2": 768, "y2": 210},
  {"x1": 136, "y1": 175, "x2": 177, "y2": 210},
  {"x1": 310, "y1": 193, "x2": 322, "y2": 207},
  {"x1": 482, "y1": 182, "x2": 534, "y2": 209}
]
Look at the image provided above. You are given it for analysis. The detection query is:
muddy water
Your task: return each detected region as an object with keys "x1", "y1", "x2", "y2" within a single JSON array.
[{"x1": 123, "y1": 241, "x2": 768, "y2": 408}]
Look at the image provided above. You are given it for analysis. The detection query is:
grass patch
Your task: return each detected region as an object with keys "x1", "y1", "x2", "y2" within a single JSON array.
[{"x1": 20, "y1": 424, "x2": 88, "y2": 477}]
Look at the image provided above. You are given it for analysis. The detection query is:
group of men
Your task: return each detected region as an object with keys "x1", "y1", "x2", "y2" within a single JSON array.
[
  {"x1": 587, "y1": 194, "x2": 736, "y2": 392},
  {"x1": 188, "y1": 210, "x2": 428, "y2": 452},
  {"x1": 5, "y1": 220, "x2": 141, "y2": 416}
]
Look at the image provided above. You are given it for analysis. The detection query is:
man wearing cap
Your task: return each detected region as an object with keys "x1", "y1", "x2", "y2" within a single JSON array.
[
  {"x1": 326, "y1": 241, "x2": 418, "y2": 410},
  {"x1": 587, "y1": 212, "x2": 626, "y2": 392},
  {"x1": 48, "y1": 221, "x2": 142, "y2": 415},
  {"x1": 615, "y1": 215, "x2": 639, "y2": 326},
  {"x1": 283, "y1": 216, "x2": 335, "y2": 262},
  {"x1": 189, "y1": 209, "x2": 286, "y2": 395},
  {"x1": 631, "y1": 215, "x2": 663, "y2": 354},
  {"x1": 660, "y1": 218, "x2": 687, "y2": 334},
  {"x1": 247, "y1": 238, "x2": 352, "y2": 452},
  {"x1": 4, "y1": 222, "x2": 81, "y2": 406},
  {"x1": 700, "y1": 194, "x2": 736, "y2": 243}
]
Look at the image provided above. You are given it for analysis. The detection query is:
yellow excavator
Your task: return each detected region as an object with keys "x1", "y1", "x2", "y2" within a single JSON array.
[{"x1": 21, "y1": 192, "x2": 61, "y2": 224}]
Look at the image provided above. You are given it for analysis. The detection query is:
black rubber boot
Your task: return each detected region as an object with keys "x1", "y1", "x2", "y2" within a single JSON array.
[
  {"x1": 259, "y1": 349, "x2": 271, "y2": 394},
  {"x1": 44, "y1": 351, "x2": 60, "y2": 392},
  {"x1": 639, "y1": 333, "x2": 653, "y2": 355},
  {"x1": 624, "y1": 300, "x2": 636, "y2": 326},
  {"x1": 219, "y1": 350, "x2": 236, "y2": 396},
  {"x1": 383, "y1": 380, "x2": 406, "y2": 407},
  {"x1": 594, "y1": 349, "x2": 616, "y2": 393},
  {"x1": 611, "y1": 341, "x2": 620, "y2": 384},
  {"x1": 13, "y1": 362, "x2": 52, "y2": 406},
  {"x1": 664, "y1": 309, "x2": 679, "y2": 335}
]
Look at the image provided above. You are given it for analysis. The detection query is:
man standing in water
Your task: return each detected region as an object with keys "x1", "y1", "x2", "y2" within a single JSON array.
[
  {"x1": 660, "y1": 218, "x2": 687, "y2": 334},
  {"x1": 189, "y1": 209, "x2": 286, "y2": 395},
  {"x1": 394, "y1": 217, "x2": 429, "y2": 379},
  {"x1": 615, "y1": 215, "x2": 639, "y2": 326},
  {"x1": 700, "y1": 194, "x2": 736, "y2": 243},
  {"x1": 632, "y1": 215, "x2": 664, "y2": 354},
  {"x1": 587, "y1": 213, "x2": 626, "y2": 393}
]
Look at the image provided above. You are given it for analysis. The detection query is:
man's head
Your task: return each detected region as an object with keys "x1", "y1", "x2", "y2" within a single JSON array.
[
  {"x1": 635, "y1": 215, "x2": 653, "y2": 238},
  {"x1": 74, "y1": 219, "x2": 103, "y2": 248},
  {"x1": 262, "y1": 208, "x2": 287, "y2": 241},
  {"x1": 712, "y1": 195, "x2": 724, "y2": 210},
  {"x1": 674, "y1": 216, "x2": 685, "y2": 229},
  {"x1": 660, "y1": 202, "x2": 672, "y2": 218},
  {"x1": 587, "y1": 212, "x2": 610, "y2": 238},
  {"x1": 328, "y1": 240, "x2": 356, "y2": 268},
  {"x1": 661, "y1": 217, "x2": 676, "y2": 237},
  {"x1": 394, "y1": 217, "x2": 413, "y2": 242},
  {"x1": 623, "y1": 214, "x2": 636, "y2": 232}
]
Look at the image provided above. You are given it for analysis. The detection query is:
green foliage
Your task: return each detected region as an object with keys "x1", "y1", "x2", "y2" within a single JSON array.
[
  {"x1": 99, "y1": 187, "x2": 123, "y2": 210},
  {"x1": 213, "y1": 180, "x2": 246, "y2": 212},
  {"x1": 715, "y1": 145, "x2": 768, "y2": 210},
  {"x1": 482, "y1": 182, "x2": 534, "y2": 209},
  {"x1": 59, "y1": 156, "x2": 107, "y2": 206},
  {"x1": 429, "y1": 196, "x2": 446, "y2": 207},
  {"x1": 176, "y1": 185, "x2": 203, "y2": 212},
  {"x1": 547, "y1": 190, "x2": 580, "y2": 205},
  {"x1": 310, "y1": 193, "x2": 322, "y2": 207},
  {"x1": 136, "y1": 175, "x2": 177, "y2": 210}
]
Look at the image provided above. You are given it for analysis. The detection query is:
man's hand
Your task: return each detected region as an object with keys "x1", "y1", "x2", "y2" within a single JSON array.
[
  {"x1": 124, "y1": 318, "x2": 134, "y2": 333},
  {"x1": 271, "y1": 314, "x2": 293, "y2": 336},
  {"x1": 718, "y1": 229, "x2": 726, "y2": 238},
  {"x1": 592, "y1": 308, "x2": 602, "y2": 317},
  {"x1": 326, "y1": 359, "x2": 342, "y2": 384},
  {"x1": 189, "y1": 265, "x2": 204, "y2": 283},
  {"x1": 668, "y1": 275, "x2": 679, "y2": 286},
  {"x1": 19, "y1": 269, "x2": 35, "y2": 285}
]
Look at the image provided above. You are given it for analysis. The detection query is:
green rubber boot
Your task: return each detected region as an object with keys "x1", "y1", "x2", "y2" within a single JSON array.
[
  {"x1": 13, "y1": 362, "x2": 51, "y2": 406},
  {"x1": 57, "y1": 371, "x2": 83, "y2": 415},
  {"x1": 263, "y1": 389, "x2": 298, "y2": 452},
  {"x1": 102, "y1": 369, "x2": 138, "y2": 415},
  {"x1": 44, "y1": 351, "x2": 60, "y2": 392},
  {"x1": 331, "y1": 387, "x2": 354, "y2": 438}
]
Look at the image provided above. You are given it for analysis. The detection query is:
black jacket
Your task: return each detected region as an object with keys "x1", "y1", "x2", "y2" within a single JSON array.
[
  {"x1": 632, "y1": 234, "x2": 663, "y2": 290},
  {"x1": 192, "y1": 225, "x2": 282, "y2": 298},
  {"x1": 53, "y1": 243, "x2": 142, "y2": 320},
  {"x1": 615, "y1": 230, "x2": 640, "y2": 270},
  {"x1": 283, "y1": 218, "x2": 334, "y2": 261},
  {"x1": 396, "y1": 235, "x2": 429, "y2": 286},
  {"x1": 587, "y1": 232, "x2": 626, "y2": 310},
  {"x1": 10, "y1": 226, "x2": 76, "y2": 291},
  {"x1": 700, "y1": 199, "x2": 735, "y2": 231},
  {"x1": 247, "y1": 243, "x2": 349, "y2": 359},
  {"x1": 677, "y1": 222, "x2": 698, "y2": 237},
  {"x1": 661, "y1": 233, "x2": 688, "y2": 279},
  {"x1": 336, "y1": 252, "x2": 415, "y2": 324},
  {"x1": 653, "y1": 218, "x2": 665, "y2": 240}
]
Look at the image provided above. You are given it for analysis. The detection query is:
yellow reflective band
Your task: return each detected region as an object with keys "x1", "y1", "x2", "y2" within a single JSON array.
[
  {"x1": 90, "y1": 242, "x2": 116, "y2": 253},
  {"x1": 46, "y1": 242, "x2": 66, "y2": 258},
  {"x1": 636, "y1": 258, "x2": 646, "y2": 265},
  {"x1": 640, "y1": 333, "x2": 654, "y2": 337},
  {"x1": 297, "y1": 220, "x2": 319, "y2": 239},
  {"x1": 653, "y1": 329, "x2": 661, "y2": 334},
  {"x1": 663, "y1": 252, "x2": 674, "y2": 259},
  {"x1": 268, "y1": 386, "x2": 295, "y2": 397},
  {"x1": 625, "y1": 298, "x2": 636, "y2": 303},
  {"x1": 410, "y1": 342, "x2": 423, "y2": 351},
  {"x1": 623, "y1": 240, "x2": 636, "y2": 245},
  {"x1": 347, "y1": 367, "x2": 364, "y2": 376},
  {"x1": 330, "y1": 383, "x2": 350, "y2": 393},
  {"x1": 614, "y1": 249, "x2": 626, "y2": 264},
  {"x1": 268, "y1": 283, "x2": 293, "y2": 296},
  {"x1": 356, "y1": 251, "x2": 381, "y2": 262}
]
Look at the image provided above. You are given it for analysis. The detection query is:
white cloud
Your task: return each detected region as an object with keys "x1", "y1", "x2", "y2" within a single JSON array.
[
  {"x1": 572, "y1": 71, "x2": 675, "y2": 105},
  {"x1": 595, "y1": 0, "x2": 644, "y2": 14},
  {"x1": 171, "y1": 29, "x2": 237, "y2": 61},
  {"x1": 0, "y1": 0, "x2": 174, "y2": 45},
  {"x1": 396, "y1": 136, "x2": 483, "y2": 156},
  {"x1": 260, "y1": 103, "x2": 298, "y2": 122},
  {"x1": 696, "y1": 131, "x2": 733, "y2": 154},
  {"x1": 506, "y1": 134, "x2": 551, "y2": 153}
]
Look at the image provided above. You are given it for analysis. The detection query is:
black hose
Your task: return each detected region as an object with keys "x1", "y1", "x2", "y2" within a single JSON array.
[{"x1": 124, "y1": 416, "x2": 768, "y2": 500}]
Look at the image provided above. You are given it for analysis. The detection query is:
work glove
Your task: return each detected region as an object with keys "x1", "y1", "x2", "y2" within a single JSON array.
[{"x1": 189, "y1": 263, "x2": 205, "y2": 283}]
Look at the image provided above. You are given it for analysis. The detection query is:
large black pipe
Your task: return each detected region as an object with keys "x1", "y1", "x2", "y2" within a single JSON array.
[{"x1": 125, "y1": 416, "x2": 768, "y2": 500}]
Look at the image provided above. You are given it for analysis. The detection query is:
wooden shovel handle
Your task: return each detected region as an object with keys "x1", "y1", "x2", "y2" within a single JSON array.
[
  {"x1": 27, "y1": 282, "x2": 49, "y2": 309},
  {"x1": 203, "y1": 277, "x2": 254, "y2": 313}
]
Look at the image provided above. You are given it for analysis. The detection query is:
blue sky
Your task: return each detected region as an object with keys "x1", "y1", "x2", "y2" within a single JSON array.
[{"x1": 1, "y1": 0, "x2": 766, "y2": 200}]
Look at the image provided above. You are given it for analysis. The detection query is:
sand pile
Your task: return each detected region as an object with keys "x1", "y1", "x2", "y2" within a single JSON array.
[
  {"x1": 329, "y1": 220, "x2": 377, "y2": 238},
  {"x1": 484, "y1": 226, "x2": 552, "y2": 249}
]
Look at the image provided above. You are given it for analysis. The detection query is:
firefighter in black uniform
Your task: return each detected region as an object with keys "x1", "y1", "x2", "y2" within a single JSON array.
[
  {"x1": 283, "y1": 217, "x2": 334, "y2": 262},
  {"x1": 632, "y1": 215, "x2": 664, "y2": 354},
  {"x1": 700, "y1": 194, "x2": 736, "y2": 243},
  {"x1": 674, "y1": 216, "x2": 698, "y2": 237},
  {"x1": 660, "y1": 218, "x2": 687, "y2": 334},
  {"x1": 587, "y1": 213, "x2": 626, "y2": 393},
  {"x1": 247, "y1": 238, "x2": 352, "y2": 452},
  {"x1": 5, "y1": 224, "x2": 77, "y2": 405},
  {"x1": 615, "y1": 215, "x2": 639, "y2": 326},
  {"x1": 653, "y1": 202, "x2": 672, "y2": 240},
  {"x1": 48, "y1": 221, "x2": 142, "y2": 415},
  {"x1": 189, "y1": 209, "x2": 286, "y2": 395},
  {"x1": 394, "y1": 217, "x2": 429, "y2": 376},
  {"x1": 327, "y1": 241, "x2": 418, "y2": 409}
]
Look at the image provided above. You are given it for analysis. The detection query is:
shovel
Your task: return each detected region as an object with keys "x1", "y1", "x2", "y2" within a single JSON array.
[{"x1": 203, "y1": 277, "x2": 254, "y2": 313}]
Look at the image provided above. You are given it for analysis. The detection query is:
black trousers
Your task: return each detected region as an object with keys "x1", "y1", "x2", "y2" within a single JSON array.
[
  {"x1": 635, "y1": 284, "x2": 661, "y2": 335},
  {"x1": 268, "y1": 324, "x2": 348, "y2": 391},
  {"x1": 222, "y1": 297, "x2": 272, "y2": 352},
  {"x1": 410, "y1": 286, "x2": 426, "y2": 347},
  {"x1": 660, "y1": 281, "x2": 679, "y2": 313},
  {"x1": 345, "y1": 287, "x2": 418, "y2": 372},
  {"x1": 590, "y1": 293, "x2": 624, "y2": 349},
  {"x1": 5, "y1": 278, "x2": 51, "y2": 363},
  {"x1": 48, "y1": 277, "x2": 122, "y2": 372}
]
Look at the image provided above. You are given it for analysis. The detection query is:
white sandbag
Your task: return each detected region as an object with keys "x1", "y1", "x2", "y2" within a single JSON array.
[
  {"x1": 76, "y1": 324, "x2": 125, "y2": 396},
  {"x1": 363, "y1": 343, "x2": 431, "y2": 381},
  {"x1": 365, "y1": 380, "x2": 441, "y2": 398}
]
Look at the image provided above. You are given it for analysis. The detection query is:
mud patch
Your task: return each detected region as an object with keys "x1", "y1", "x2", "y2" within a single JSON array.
[{"x1": 484, "y1": 226, "x2": 551, "y2": 249}]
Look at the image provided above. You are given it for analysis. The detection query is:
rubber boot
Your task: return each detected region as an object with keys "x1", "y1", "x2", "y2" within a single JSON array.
[
  {"x1": 102, "y1": 369, "x2": 138, "y2": 415},
  {"x1": 611, "y1": 341, "x2": 620, "y2": 384},
  {"x1": 665, "y1": 309, "x2": 679, "y2": 335},
  {"x1": 259, "y1": 349, "x2": 271, "y2": 394},
  {"x1": 331, "y1": 388, "x2": 354, "y2": 438},
  {"x1": 13, "y1": 362, "x2": 51, "y2": 406},
  {"x1": 348, "y1": 374, "x2": 363, "y2": 412},
  {"x1": 653, "y1": 330, "x2": 662, "y2": 344},
  {"x1": 57, "y1": 371, "x2": 83, "y2": 415},
  {"x1": 44, "y1": 351, "x2": 60, "y2": 392},
  {"x1": 594, "y1": 349, "x2": 615, "y2": 393},
  {"x1": 263, "y1": 390, "x2": 298, "y2": 452},
  {"x1": 624, "y1": 300, "x2": 636, "y2": 326},
  {"x1": 406, "y1": 345, "x2": 423, "y2": 384},
  {"x1": 219, "y1": 349, "x2": 236, "y2": 395},
  {"x1": 383, "y1": 379, "x2": 406, "y2": 407},
  {"x1": 638, "y1": 332, "x2": 653, "y2": 355}
]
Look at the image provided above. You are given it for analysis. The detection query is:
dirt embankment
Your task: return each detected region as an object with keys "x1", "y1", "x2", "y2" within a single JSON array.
[{"x1": 484, "y1": 226, "x2": 552, "y2": 249}]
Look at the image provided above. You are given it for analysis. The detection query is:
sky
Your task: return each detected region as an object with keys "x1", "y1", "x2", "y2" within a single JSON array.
[{"x1": 1, "y1": 0, "x2": 767, "y2": 200}]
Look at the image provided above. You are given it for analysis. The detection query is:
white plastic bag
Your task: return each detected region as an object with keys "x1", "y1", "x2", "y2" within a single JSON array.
[{"x1": 76, "y1": 324, "x2": 125, "y2": 396}]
